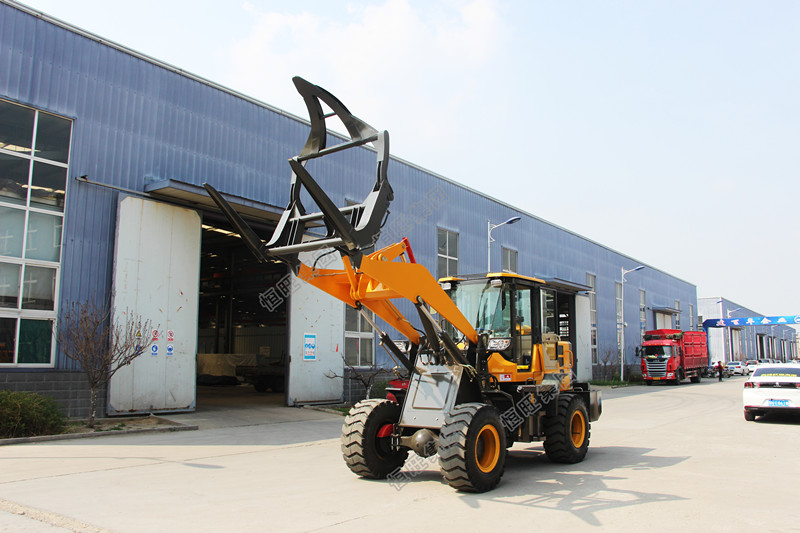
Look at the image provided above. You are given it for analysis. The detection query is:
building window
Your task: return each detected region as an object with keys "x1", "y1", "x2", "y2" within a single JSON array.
[
  {"x1": 674, "y1": 300, "x2": 681, "y2": 330},
  {"x1": 501, "y1": 247, "x2": 517, "y2": 273},
  {"x1": 639, "y1": 289, "x2": 646, "y2": 342},
  {"x1": 437, "y1": 228, "x2": 458, "y2": 279},
  {"x1": 345, "y1": 305, "x2": 374, "y2": 367},
  {"x1": 586, "y1": 273, "x2": 597, "y2": 364},
  {"x1": 689, "y1": 304, "x2": 695, "y2": 330},
  {"x1": 0, "y1": 99, "x2": 71, "y2": 367}
]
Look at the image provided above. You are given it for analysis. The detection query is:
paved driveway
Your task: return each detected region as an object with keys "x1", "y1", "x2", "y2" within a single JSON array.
[{"x1": 2, "y1": 378, "x2": 799, "y2": 532}]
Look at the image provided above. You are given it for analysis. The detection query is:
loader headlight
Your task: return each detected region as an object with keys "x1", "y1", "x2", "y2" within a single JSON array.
[{"x1": 487, "y1": 338, "x2": 511, "y2": 351}]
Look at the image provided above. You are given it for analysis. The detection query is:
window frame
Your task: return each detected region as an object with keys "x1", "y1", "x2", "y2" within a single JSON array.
[
  {"x1": 586, "y1": 273, "x2": 597, "y2": 364},
  {"x1": 0, "y1": 99, "x2": 71, "y2": 368},
  {"x1": 344, "y1": 305, "x2": 375, "y2": 368},
  {"x1": 639, "y1": 289, "x2": 646, "y2": 342},
  {"x1": 437, "y1": 228, "x2": 459, "y2": 279},
  {"x1": 501, "y1": 247, "x2": 517, "y2": 273}
]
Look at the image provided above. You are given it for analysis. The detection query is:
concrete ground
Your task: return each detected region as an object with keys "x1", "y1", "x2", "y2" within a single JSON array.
[{"x1": 1, "y1": 377, "x2": 799, "y2": 532}]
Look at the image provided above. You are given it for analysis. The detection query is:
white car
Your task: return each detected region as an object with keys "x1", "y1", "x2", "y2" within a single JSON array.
[
  {"x1": 743, "y1": 364, "x2": 800, "y2": 421},
  {"x1": 746, "y1": 360, "x2": 759, "y2": 373},
  {"x1": 726, "y1": 361, "x2": 749, "y2": 375}
]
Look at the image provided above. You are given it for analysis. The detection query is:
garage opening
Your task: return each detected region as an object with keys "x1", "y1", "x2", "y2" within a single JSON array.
[{"x1": 196, "y1": 214, "x2": 288, "y2": 406}]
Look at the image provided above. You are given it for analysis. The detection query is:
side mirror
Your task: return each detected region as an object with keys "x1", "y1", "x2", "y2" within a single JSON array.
[{"x1": 635, "y1": 346, "x2": 641, "y2": 358}]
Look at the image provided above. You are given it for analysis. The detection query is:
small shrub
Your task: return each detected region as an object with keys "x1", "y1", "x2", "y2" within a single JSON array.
[
  {"x1": 0, "y1": 390, "x2": 67, "y2": 438},
  {"x1": 369, "y1": 379, "x2": 390, "y2": 399}
]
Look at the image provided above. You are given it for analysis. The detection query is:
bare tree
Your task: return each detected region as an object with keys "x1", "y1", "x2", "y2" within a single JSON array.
[
  {"x1": 57, "y1": 300, "x2": 156, "y2": 427},
  {"x1": 598, "y1": 346, "x2": 620, "y2": 382},
  {"x1": 326, "y1": 356, "x2": 392, "y2": 401}
]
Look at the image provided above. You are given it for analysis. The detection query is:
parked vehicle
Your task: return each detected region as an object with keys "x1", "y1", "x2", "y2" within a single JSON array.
[
  {"x1": 639, "y1": 330, "x2": 709, "y2": 385},
  {"x1": 743, "y1": 364, "x2": 800, "y2": 421},
  {"x1": 726, "y1": 361, "x2": 749, "y2": 376},
  {"x1": 746, "y1": 360, "x2": 759, "y2": 373}
]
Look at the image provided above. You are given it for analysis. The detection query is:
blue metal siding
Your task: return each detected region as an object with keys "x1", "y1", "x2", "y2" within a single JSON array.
[{"x1": 1, "y1": 1, "x2": 696, "y2": 373}]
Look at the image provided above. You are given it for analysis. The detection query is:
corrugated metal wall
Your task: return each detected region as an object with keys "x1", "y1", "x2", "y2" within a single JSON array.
[{"x1": 0, "y1": 1, "x2": 696, "y2": 372}]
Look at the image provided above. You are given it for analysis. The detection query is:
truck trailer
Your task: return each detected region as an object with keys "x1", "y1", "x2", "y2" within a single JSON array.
[{"x1": 639, "y1": 329, "x2": 708, "y2": 385}]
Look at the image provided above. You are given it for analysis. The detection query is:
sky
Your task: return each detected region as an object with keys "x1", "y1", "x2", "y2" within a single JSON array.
[{"x1": 18, "y1": 0, "x2": 800, "y2": 317}]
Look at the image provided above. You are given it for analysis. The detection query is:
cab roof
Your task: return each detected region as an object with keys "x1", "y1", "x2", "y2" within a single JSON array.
[{"x1": 438, "y1": 273, "x2": 591, "y2": 294}]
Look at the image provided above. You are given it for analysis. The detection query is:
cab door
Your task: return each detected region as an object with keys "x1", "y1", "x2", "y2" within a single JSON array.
[{"x1": 513, "y1": 287, "x2": 533, "y2": 367}]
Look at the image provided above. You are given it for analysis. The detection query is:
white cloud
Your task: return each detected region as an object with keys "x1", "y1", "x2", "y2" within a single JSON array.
[{"x1": 226, "y1": 0, "x2": 507, "y2": 168}]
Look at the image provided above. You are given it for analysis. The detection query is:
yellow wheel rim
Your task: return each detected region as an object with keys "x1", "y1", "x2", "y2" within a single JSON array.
[
  {"x1": 475, "y1": 424, "x2": 501, "y2": 473},
  {"x1": 570, "y1": 409, "x2": 586, "y2": 448}
]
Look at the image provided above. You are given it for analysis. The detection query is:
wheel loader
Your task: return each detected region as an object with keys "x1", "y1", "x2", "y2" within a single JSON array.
[{"x1": 204, "y1": 77, "x2": 602, "y2": 492}]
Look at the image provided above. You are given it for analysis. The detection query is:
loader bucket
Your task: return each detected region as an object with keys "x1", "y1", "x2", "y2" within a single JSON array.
[{"x1": 203, "y1": 76, "x2": 393, "y2": 272}]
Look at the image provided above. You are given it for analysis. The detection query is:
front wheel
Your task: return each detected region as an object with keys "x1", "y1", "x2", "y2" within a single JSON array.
[
  {"x1": 544, "y1": 394, "x2": 590, "y2": 464},
  {"x1": 439, "y1": 403, "x2": 506, "y2": 493},
  {"x1": 341, "y1": 399, "x2": 408, "y2": 479}
]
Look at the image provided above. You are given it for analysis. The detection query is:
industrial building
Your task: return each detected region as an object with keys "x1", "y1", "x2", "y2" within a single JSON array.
[
  {"x1": 0, "y1": 1, "x2": 699, "y2": 417},
  {"x1": 699, "y1": 297, "x2": 797, "y2": 363}
]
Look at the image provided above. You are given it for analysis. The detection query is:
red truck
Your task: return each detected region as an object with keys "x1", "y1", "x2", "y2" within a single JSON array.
[{"x1": 639, "y1": 329, "x2": 708, "y2": 385}]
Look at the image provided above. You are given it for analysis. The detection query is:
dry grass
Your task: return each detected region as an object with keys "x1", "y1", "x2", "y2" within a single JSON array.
[{"x1": 66, "y1": 416, "x2": 180, "y2": 434}]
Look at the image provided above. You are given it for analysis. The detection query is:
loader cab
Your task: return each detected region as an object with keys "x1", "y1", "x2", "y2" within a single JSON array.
[{"x1": 439, "y1": 274, "x2": 543, "y2": 365}]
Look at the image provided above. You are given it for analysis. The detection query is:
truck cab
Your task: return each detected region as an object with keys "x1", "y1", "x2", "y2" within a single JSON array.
[{"x1": 640, "y1": 329, "x2": 708, "y2": 385}]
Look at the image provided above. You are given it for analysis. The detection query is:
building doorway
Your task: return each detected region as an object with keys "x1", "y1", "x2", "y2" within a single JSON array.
[{"x1": 196, "y1": 215, "x2": 288, "y2": 404}]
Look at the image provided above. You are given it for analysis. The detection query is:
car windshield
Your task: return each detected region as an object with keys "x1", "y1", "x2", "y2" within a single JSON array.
[
  {"x1": 727, "y1": 362, "x2": 740, "y2": 366},
  {"x1": 753, "y1": 367, "x2": 800, "y2": 378}
]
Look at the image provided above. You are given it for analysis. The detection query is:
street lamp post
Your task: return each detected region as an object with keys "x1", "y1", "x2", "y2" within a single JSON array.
[
  {"x1": 620, "y1": 265, "x2": 645, "y2": 381},
  {"x1": 487, "y1": 216, "x2": 521, "y2": 271},
  {"x1": 716, "y1": 300, "x2": 742, "y2": 362},
  {"x1": 727, "y1": 307, "x2": 741, "y2": 361}
]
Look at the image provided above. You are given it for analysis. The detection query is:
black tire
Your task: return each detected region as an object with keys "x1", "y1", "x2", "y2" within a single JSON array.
[
  {"x1": 744, "y1": 410, "x2": 756, "y2": 422},
  {"x1": 270, "y1": 376, "x2": 285, "y2": 393},
  {"x1": 544, "y1": 394, "x2": 590, "y2": 464},
  {"x1": 673, "y1": 369, "x2": 683, "y2": 386},
  {"x1": 341, "y1": 399, "x2": 408, "y2": 479},
  {"x1": 644, "y1": 380, "x2": 653, "y2": 386},
  {"x1": 690, "y1": 374, "x2": 701, "y2": 384},
  {"x1": 439, "y1": 403, "x2": 506, "y2": 493},
  {"x1": 253, "y1": 380, "x2": 269, "y2": 393}
]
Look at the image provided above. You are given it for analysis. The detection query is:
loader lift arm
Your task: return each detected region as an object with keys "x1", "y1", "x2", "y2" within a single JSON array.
[{"x1": 203, "y1": 76, "x2": 478, "y2": 374}]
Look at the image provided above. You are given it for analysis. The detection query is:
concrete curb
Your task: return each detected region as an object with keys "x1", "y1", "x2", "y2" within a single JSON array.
[
  {"x1": 302, "y1": 405, "x2": 348, "y2": 417},
  {"x1": 0, "y1": 417, "x2": 199, "y2": 446}
]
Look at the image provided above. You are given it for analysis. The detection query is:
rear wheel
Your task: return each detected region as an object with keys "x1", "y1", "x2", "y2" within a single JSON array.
[
  {"x1": 439, "y1": 403, "x2": 506, "y2": 493},
  {"x1": 544, "y1": 394, "x2": 590, "y2": 464},
  {"x1": 270, "y1": 376, "x2": 285, "y2": 393},
  {"x1": 744, "y1": 409, "x2": 756, "y2": 422},
  {"x1": 341, "y1": 399, "x2": 408, "y2": 479},
  {"x1": 690, "y1": 373, "x2": 701, "y2": 384}
]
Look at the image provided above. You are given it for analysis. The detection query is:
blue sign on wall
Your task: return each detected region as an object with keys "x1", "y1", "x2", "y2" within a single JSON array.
[
  {"x1": 703, "y1": 316, "x2": 800, "y2": 329},
  {"x1": 303, "y1": 333, "x2": 317, "y2": 361}
]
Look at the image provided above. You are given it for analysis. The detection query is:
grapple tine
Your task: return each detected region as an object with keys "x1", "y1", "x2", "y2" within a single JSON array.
[{"x1": 205, "y1": 77, "x2": 393, "y2": 273}]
